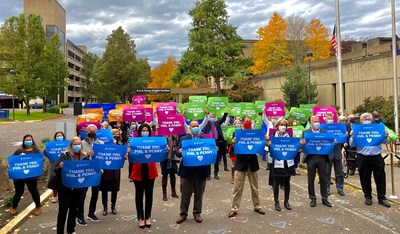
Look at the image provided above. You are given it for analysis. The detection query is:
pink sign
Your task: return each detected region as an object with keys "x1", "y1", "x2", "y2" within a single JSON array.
[
  {"x1": 145, "y1": 107, "x2": 154, "y2": 122},
  {"x1": 265, "y1": 102, "x2": 285, "y2": 117},
  {"x1": 268, "y1": 128, "x2": 294, "y2": 137},
  {"x1": 156, "y1": 102, "x2": 177, "y2": 117},
  {"x1": 158, "y1": 115, "x2": 185, "y2": 136},
  {"x1": 132, "y1": 95, "x2": 146, "y2": 105},
  {"x1": 312, "y1": 106, "x2": 337, "y2": 124},
  {"x1": 202, "y1": 134, "x2": 213, "y2": 138},
  {"x1": 123, "y1": 106, "x2": 145, "y2": 122},
  {"x1": 77, "y1": 122, "x2": 101, "y2": 133}
]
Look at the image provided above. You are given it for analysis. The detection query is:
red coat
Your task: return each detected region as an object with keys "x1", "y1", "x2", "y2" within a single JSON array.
[{"x1": 130, "y1": 163, "x2": 158, "y2": 181}]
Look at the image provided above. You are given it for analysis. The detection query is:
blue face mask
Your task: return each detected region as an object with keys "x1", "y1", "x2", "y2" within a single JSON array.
[
  {"x1": 363, "y1": 121, "x2": 371, "y2": 124},
  {"x1": 141, "y1": 132, "x2": 149, "y2": 137},
  {"x1": 56, "y1": 136, "x2": 64, "y2": 141},
  {"x1": 192, "y1": 127, "x2": 200, "y2": 135},
  {"x1": 326, "y1": 119, "x2": 334, "y2": 124},
  {"x1": 210, "y1": 118, "x2": 216, "y2": 122},
  {"x1": 72, "y1": 145, "x2": 81, "y2": 153},
  {"x1": 24, "y1": 141, "x2": 33, "y2": 147}
]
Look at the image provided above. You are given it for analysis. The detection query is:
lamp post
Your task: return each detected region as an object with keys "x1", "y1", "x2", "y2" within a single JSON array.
[
  {"x1": 306, "y1": 52, "x2": 313, "y2": 104},
  {"x1": 9, "y1": 70, "x2": 16, "y2": 121}
]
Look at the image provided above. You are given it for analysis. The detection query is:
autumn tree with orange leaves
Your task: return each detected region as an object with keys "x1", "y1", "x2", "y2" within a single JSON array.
[
  {"x1": 304, "y1": 19, "x2": 331, "y2": 61},
  {"x1": 251, "y1": 12, "x2": 293, "y2": 75}
]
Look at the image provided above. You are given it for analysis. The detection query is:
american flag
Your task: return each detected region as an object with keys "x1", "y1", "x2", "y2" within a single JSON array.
[{"x1": 331, "y1": 26, "x2": 337, "y2": 56}]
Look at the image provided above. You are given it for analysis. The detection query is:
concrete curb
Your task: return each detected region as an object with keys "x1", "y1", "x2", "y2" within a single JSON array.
[
  {"x1": 0, "y1": 114, "x2": 65, "y2": 124},
  {"x1": 1, "y1": 189, "x2": 53, "y2": 234}
]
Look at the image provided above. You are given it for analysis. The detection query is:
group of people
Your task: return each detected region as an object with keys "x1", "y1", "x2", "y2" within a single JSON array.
[{"x1": 7, "y1": 107, "x2": 392, "y2": 233}]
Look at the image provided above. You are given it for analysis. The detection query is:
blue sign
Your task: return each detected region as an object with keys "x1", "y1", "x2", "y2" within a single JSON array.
[
  {"x1": 79, "y1": 129, "x2": 113, "y2": 144},
  {"x1": 129, "y1": 137, "x2": 167, "y2": 163},
  {"x1": 61, "y1": 160, "x2": 101, "y2": 188},
  {"x1": 93, "y1": 144, "x2": 127, "y2": 170},
  {"x1": 8, "y1": 153, "x2": 44, "y2": 179},
  {"x1": 182, "y1": 138, "x2": 217, "y2": 166},
  {"x1": 269, "y1": 137, "x2": 301, "y2": 160},
  {"x1": 320, "y1": 123, "x2": 347, "y2": 144},
  {"x1": 45, "y1": 140, "x2": 70, "y2": 162},
  {"x1": 234, "y1": 130, "x2": 266, "y2": 154},
  {"x1": 352, "y1": 124, "x2": 387, "y2": 146},
  {"x1": 303, "y1": 132, "x2": 335, "y2": 155}
]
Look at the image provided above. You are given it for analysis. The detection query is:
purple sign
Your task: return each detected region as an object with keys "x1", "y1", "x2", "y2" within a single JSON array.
[
  {"x1": 312, "y1": 106, "x2": 337, "y2": 124},
  {"x1": 156, "y1": 102, "x2": 177, "y2": 117},
  {"x1": 77, "y1": 122, "x2": 101, "y2": 133},
  {"x1": 145, "y1": 107, "x2": 154, "y2": 122},
  {"x1": 123, "y1": 106, "x2": 145, "y2": 122},
  {"x1": 158, "y1": 115, "x2": 185, "y2": 136},
  {"x1": 132, "y1": 95, "x2": 146, "y2": 105},
  {"x1": 265, "y1": 102, "x2": 285, "y2": 117}
]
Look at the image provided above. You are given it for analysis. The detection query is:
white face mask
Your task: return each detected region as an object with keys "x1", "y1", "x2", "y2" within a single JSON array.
[
  {"x1": 312, "y1": 122, "x2": 320, "y2": 130},
  {"x1": 278, "y1": 126, "x2": 286, "y2": 132}
]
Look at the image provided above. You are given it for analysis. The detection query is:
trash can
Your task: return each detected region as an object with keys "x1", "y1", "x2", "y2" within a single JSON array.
[
  {"x1": 0, "y1": 110, "x2": 10, "y2": 119},
  {"x1": 73, "y1": 102, "x2": 83, "y2": 116}
]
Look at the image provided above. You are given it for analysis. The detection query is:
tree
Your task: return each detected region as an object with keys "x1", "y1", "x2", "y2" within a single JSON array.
[
  {"x1": 226, "y1": 80, "x2": 263, "y2": 102},
  {"x1": 172, "y1": 0, "x2": 251, "y2": 94},
  {"x1": 281, "y1": 63, "x2": 318, "y2": 106},
  {"x1": 252, "y1": 12, "x2": 293, "y2": 75},
  {"x1": 286, "y1": 14, "x2": 307, "y2": 64},
  {"x1": 93, "y1": 27, "x2": 151, "y2": 102},
  {"x1": 304, "y1": 19, "x2": 331, "y2": 61},
  {"x1": 81, "y1": 52, "x2": 99, "y2": 103},
  {"x1": 0, "y1": 14, "x2": 47, "y2": 115}
]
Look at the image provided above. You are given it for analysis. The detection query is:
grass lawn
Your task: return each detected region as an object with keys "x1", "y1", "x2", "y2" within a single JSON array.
[{"x1": 0, "y1": 110, "x2": 61, "y2": 122}]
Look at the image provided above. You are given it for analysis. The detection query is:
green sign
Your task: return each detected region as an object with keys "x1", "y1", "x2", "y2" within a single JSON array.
[
  {"x1": 226, "y1": 127, "x2": 239, "y2": 144},
  {"x1": 189, "y1": 96, "x2": 207, "y2": 104},
  {"x1": 288, "y1": 107, "x2": 310, "y2": 123},
  {"x1": 207, "y1": 97, "x2": 229, "y2": 117},
  {"x1": 291, "y1": 125, "x2": 305, "y2": 138},
  {"x1": 221, "y1": 126, "x2": 232, "y2": 140},
  {"x1": 299, "y1": 104, "x2": 316, "y2": 114},
  {"x1": 184, "y1": 102, "x2": 206, "y2": 120},
  {"x1": 176, "y1": 103, "x2": 183, "y2": 114},
  {"x1": 254, "y1": 100, "x2": 268, "y2": 113},
  {"x1": 254, "y1": 115, "x2": 262, "y2": 129},
  {"x1": 229, "y1": 103, "x2": 241, "y2": 117},
  {"x1": 240, "y1": 102, "x2": 257, "y2": 119},
  {"x1": 385, "y1": 125, "x2": 397, "y2": 142}
]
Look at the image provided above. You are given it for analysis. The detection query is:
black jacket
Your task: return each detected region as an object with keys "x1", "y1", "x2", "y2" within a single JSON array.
[{"x1": 54, "y1": 151, "x2": 88, "y2": 190}]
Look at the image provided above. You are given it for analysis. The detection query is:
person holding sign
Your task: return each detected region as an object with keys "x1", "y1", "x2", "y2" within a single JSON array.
[
  {"x1": 176, "y1": 121, "x2": 210, "y2": 224},
  {"x1": 301, "y1": 116, "x2": 333, "y2": 208},
  {"x1": 55, "y1": 137, "x2": 88, "y2": 234},
  {"x1": 43, "y1": 131, "x2": 66, "y2": 203},
  {"x1": 228, "y1": 116, "x2": 265, "y2": 218},
  {"x1": 129, "y1": 123, "x2": 159, "y2": 229},
  {"x1": 77, "y1": 124, "x2": 104, "y2": 225},
  {"x1": 9, "y1": 134, "x2": 42, "y2": 216},
  {"x1": 127, "y1": 121, "x2": 139, "y2": 181},
  {"x1": 161, "y1": 135, "x2": 180, "y2": 201},
  {"x1": 266, "y1": 119, "x2": 296, "y2": 212},
  {"x1": 349, "y1": 112, "x2": 391, "y2": 208}
]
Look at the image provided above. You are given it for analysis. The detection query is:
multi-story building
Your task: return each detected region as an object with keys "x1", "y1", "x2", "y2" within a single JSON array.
[{"x1": 24, "y1": 0, "x2": 87, "y2": 104}]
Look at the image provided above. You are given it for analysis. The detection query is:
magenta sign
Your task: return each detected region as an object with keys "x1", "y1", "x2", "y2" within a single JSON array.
[
  {"x1": 157, "y1": 115, "x2": 185, "y2": 136},
  {"x1": 265, "y1": 102, "x2": 285, "y2": 117},
  {"x1": 123, "y1": 106, "x2": 145, "y2": 122},
  {"x1": 132, "y1": 95, "x2": 146, "y2": 105},
  {"x1": 145, "y1": 107, "x2": 154, "y2": 122},
  {"x1": 312, "y1": 106, "x2": 337, "y2": 123},
  {"x1": 77, "y1": 122, "x2": 101, "y2": 133},
  {"x1": 268, "y1": 128, "x2": 294, "y2": 137},
  {"x1": 156, "y1": 102, "x2": 177, "y2": 117}
]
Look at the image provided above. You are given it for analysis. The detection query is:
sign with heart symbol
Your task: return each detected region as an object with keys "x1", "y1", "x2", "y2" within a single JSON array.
[
  {"x1": 169, "y1": 128, "x2": 174, "y2": 132},
  {"x1": 282, "y1": 152, "x2": 287, "y2": 156},
  {"x1": 234, "y1": 130, "x2": 266, "y2": 155},
  {"x1": 105, "y1": 161, "x2": 112, "y2": 166},
  {"x1": 366, "y1": 138, "x2": 372, "y2": 143},
  {"x1": 303, "y1": 132, "x2": 335, "y2": 155},
  {"x1": 197, "y1": 155, "x2": 204, "y2": 161},
  {"x1": 145, "y1": 154, "x2": 152, "y2": 159},
  {"x1": 61, "y1": 160, "x2": 101, "y2": 188},
  {"x1": 158, "y1": 115, "x2": 185, "y2": 136},
  {"x1": 7, "y1": 153, "x2": 44, "y2": 180},
  {"x1": 270, "y1": 221, "x2": 286, "y2": 229},
  {"x1": 265, "y1": 102, "x2": 285, "y2": 117},
  {"x1": 123, "y1": 106, "x2": 145, "y2": 122},
  {"x1": 23, "y1": 169, "x2": 30, "y2": 174},
  {"x1": 269, "y1": 137, "x2": 301, "y2": 160},
  {"x1": 247, "y1": 145, "x2": 253, "y2": 150},
  {"x1": 352, "y1": 124, "x2": 386, "y2": 146},
  {"x1": 316, "y1": 146, "x2": 321, "y2": 151},
  {"x1": 129, "y1": 137, "x2": 167, "y2": 163},
  {"x1": 94, "y1": 144, "x2": 127, "y2": 170},
  {"x1": 182, "y1": 138, "x2": 217, "y2": 166},
  {"x1": 78, "y1": 178, "x2": 85, "y2": 183}
]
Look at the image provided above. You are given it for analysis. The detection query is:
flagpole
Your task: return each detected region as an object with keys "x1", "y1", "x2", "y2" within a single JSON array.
[
  {"x1": 335, "y1": 0, "x2": 344, "y2": 115},
  {"x1": 390, "y1": 0, "x2": 399, "y2": 200}
]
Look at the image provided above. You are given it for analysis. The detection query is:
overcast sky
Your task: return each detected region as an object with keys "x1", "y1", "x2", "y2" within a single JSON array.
[{"x1": 0, "y1": 0, "x2": 399, "y2": 67}]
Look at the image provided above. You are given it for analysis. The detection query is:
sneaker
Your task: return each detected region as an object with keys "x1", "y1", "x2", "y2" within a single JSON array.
[
  {"x1": 87, "y1": 213, "x2": 99, "y2": 222},
  {"x1": 77, "y1": 218, "x2": 87, "y2": 226}
]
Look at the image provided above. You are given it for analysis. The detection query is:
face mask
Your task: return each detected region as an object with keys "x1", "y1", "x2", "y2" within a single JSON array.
[
  {"x1": 72, "y1": 145, "x2": 81, "y2": 153},
  {"x1": 374, "y1": 118, "x2": 379, "y2": 120},
  {"x1": 292, "y1": 121, "x2": 297, "y2": 126},
  {"x1": 56, "y1": 136, "x2": 64, "y2": 141},
  {"x1": 243, "y1": 121, "x2": 252, "y2": 129},
  {"x1": 114, "y1": 136, "x2": 120, "y2": 140},
  {"x1": 210, "y1": 118, "x2": 216, "y2": 122},
  {"x1": 278, "y1": 126, "x2": 286, "y2": 132},
  {"x1": 271, "y1": 119, "x2": 277, "y2": 124},
  {"x1": 141, "y1": 132, "x2": 149, "y2": 137},
  {"x1": 326, "y1": 119, "x2": 334, "y2": 124},
  {"x1": 312, "y1": 122, "x2": 320, "y2": 130},
  {"x1": 363, "y1": 121, "x2": 371, "y2": 124},
  {"x1": 192, "y1": 127, "x2": 200, "y2": 135},
  {"x1": 350, "y1": 118, "x2": 356, "y2": 124},
  {"x1": 87, "y1": 132, "x2": 96, "y2": 138},
  {"x1": 131, "y1": 125, "x2": 136, "y2": 130},
  {"x1": 235, "y1": 124, "x2": 241, "y2": 128},
  {"x1": 24, "y1": 140, "x2": 33, "y2": 147}
]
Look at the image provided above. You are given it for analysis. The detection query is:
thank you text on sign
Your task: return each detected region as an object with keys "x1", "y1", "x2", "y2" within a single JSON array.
[
  {"x1": 234, "y1": 130, "x2": 266, "y2": 154},
  {"x1": 62, "y1": 160, "x2": 101, "y2": 188},
  {"x1": 320, "y1": 123, "x2": 347, "y2": 144},
  {"x1": 129, "y1": 137, "x2": 167, "y2": 163},
  {"x1": 45, "y1": 140, "x2": 70, "y2": 162},
  {"x1": 352, "y1": 124, "x2": 386, "y2": 146},
  {"x1": 93, "y1": 144, "x2": 127, "y2": 170},
  {"x1": 269, "y1": 137, "x2": 301, "y2": 160},
  {"x1": 182, "y1": 138, "x2": 217, "y2": 166},
  {"x1": 303, "y1": 132, "x2": 335, "y2": 155},
  {"x1": 8, "y1": 153, "x2": 44, "y2": 179}
]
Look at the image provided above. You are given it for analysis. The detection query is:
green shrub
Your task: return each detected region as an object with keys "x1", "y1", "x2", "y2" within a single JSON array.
[
  {"x1": 4, "y1": 196, "x2": 13, "y2": 207},
  {"x1": 42, "y1": 137, "x2": 51, "y2": 143},
  {"x1": 59, "y1": 103, "x2": 70, "y2": 108},
  {"x1": 47, "y1": 106, "x2": 61, "y2": 114}
]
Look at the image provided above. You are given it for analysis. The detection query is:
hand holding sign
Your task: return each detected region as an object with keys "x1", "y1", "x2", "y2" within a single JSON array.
[
  {"x1": 182, "y1": 138, "x2": 217, "y2": 166},
  {"x1": 352, "y1": 124, "x2": 386, "y2": 146},
  {"x1": 234, "y1": 130, "x2": 266, "y2": 154}
]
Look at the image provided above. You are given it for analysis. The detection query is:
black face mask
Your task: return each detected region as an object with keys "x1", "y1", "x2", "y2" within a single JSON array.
[
  {"x1": 114, "y1": 136, "x2": 120, "y2": 140},
  {"x1": 87, "y1": 132, "x2": 96, "y2": 138}
]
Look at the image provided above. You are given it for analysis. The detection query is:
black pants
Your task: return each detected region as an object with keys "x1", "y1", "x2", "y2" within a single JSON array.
[
  {"x1": 13, "y1": 179, "x2": 41, "y2": 208},
  {"x1": 102, "y1": 191, "x2": 117, "y2": 206},
  {"x1": 307, "y1": 155, "x2": 328, "y2": 200},
  {"x1": 357, "y1": 154, "x2": 386, "y2": 200},
  {"x1": 273, "y1": 176, "x2": 291, "y2": 202},
  {"x1": 57, "y1": 188, "x2": 83, "y2": 234},
  {"x1": 77, "y1": 185, "x2": 99, "y2": 219},
  {"x1": 179, "y1": 177, "x2": 206, "y2": 218},
  {"x1": 326, "y1": 158, "x2": 344, "y2": 193},
  {"x1": 133, "y1": 179, "x2": 155, "y2": 220}
]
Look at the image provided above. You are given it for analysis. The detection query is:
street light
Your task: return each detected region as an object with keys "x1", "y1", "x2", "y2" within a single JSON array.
[
  {"x1": 306, "y1": 52, "x2": 313, "y2": 104},
  {"x1": 9, "y1": 69, "x2": 16, "y2": 121}
]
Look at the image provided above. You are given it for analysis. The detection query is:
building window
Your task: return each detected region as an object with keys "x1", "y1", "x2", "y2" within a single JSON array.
[
  {"x1": 68, "y1": 97, "x2": 74, "y2": 102},
  {"x1": 68, "y1": 50, "x2": 74, "y2": 58},
  {"x1": 68, "y1": 74, "x2": 74, "y2": 80},
  {"x1": 75, "y1": 55, "x2": 81, "y2": 62},
  {"x1": 68, "y1": 62, "x2": 74, "y2": 69},
  {"x1": 68, "y1": 86, "x2": 74, "y2": 91}
]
